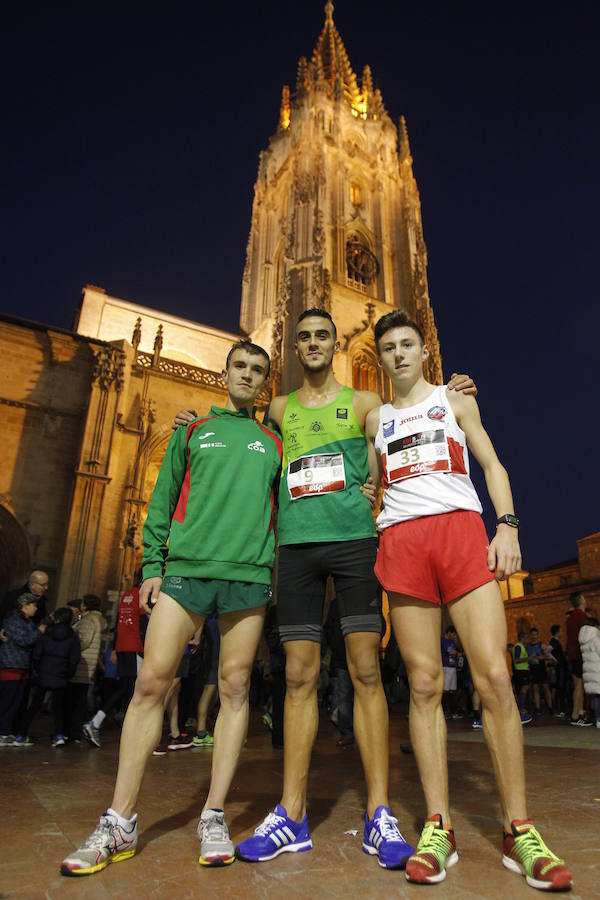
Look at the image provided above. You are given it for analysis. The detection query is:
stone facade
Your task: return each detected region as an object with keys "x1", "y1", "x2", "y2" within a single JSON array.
[
  {"x1": 503, "y1": 533, "x2": 600, "y2": 641},
  {"x1": 0, "y1": 306, "x2": 242, "y2": 604}
]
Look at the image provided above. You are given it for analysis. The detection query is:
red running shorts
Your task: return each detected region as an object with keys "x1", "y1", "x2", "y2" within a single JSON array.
[{"x1": 375, "y1": 509, "x2": 496, "y2": 606}]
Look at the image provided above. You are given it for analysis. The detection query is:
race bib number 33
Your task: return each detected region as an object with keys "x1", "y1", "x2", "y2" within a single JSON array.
[
  {"x1": 288, "y1": 453, "x2": 346, "y2": 499},
  {"x1": 387, "y1": 429, "x2": 450, "y2": 482}
]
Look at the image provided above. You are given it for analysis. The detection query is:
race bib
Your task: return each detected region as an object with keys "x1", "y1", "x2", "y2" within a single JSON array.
[
  {"x1": 287, "y1": 453, "x2": 346, "y2": 499},
  {"x1": 387, "y1": 428, "x2": 450, "y2": 482}
]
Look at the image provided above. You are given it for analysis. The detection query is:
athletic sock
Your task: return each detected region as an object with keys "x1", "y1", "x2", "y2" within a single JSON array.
[
  {"x1": 107, "y1": 807, "x2": 137, "y2": 829},
  {"x1": 91, "y1": 711, "x2": 106, "y2": 728}
]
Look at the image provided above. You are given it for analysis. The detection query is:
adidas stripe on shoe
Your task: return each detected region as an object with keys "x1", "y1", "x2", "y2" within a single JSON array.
[{"x1": 235, "y1": 804, "x2": 312, "y2": 862}]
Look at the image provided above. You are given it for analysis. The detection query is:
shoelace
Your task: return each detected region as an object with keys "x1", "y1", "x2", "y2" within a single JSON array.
[
  {"x1": 514, "y1": 827, "x2": 563, "y2": 871},
  {"x1": 255, "y1": 812, "x2": 286, "y2": 835},
  {"x1": 203, "y1": 815, "x2": 228, "y2": 841},
  {"x1": 82, "y1": 817, "x2": 115, "y2": 850},
  {"x1": 415, "y1": 821, "x2": 452, "y2": 864},
  {"x1": 374, "y1": 811, "x2": 404, "y2": 843}
]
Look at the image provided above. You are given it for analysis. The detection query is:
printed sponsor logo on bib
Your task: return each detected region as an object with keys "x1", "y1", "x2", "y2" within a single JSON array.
[
  {"x1": 336, "y1": 408, "x2": 348, "y2": 419},
  {"x1": 383, "y1": 420, "x2": 395, "y2": 438},
  {"x1": 387, "y1": 428, "x2": 450, "y2": 482},
  {"x1": 287, "y1": 452, "x2": 346, "y2": 499}
]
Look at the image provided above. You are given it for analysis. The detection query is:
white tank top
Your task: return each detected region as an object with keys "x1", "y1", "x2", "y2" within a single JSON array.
[{"x1": 375, "y1": 385, "x2": 482, "y2": 529}]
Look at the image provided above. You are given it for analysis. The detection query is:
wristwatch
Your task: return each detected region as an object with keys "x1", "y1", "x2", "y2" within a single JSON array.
[{"x1": 496, "y1": 514, "x2": 519, "y2": 528}]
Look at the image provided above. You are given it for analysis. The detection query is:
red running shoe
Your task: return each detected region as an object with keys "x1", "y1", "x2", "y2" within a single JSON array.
[
  {"x1": 502, "y1": 820, "x2": 573, "y2": 891},
  {"x1": 405, "y1": 814, "x2": 458, "y2": 884}
]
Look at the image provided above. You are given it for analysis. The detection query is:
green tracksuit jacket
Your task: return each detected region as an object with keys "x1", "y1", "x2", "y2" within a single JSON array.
[{"x1": 142, "y1": 406, "x2": 282, "y2": 585}]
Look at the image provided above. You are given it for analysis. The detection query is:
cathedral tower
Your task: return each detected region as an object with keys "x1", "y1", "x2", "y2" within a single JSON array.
[{"x1": 240, "y1": 2, "x2": 442, "y2": 395}]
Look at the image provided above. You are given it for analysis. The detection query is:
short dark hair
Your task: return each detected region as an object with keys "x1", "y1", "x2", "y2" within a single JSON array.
[
  {"x1": 82, "y1": 594, "x2": 101, "y2": 612},
  {"x1": 374, "y1": 309, "x2": 424, "y2": 351},
  {"x1": 53, "y1": 607, "x2": 73, "y2": 626},
  {"x1": 570, "y1": 591, "x2": 584, "y2": 608},
  {"x1": 226, "y1": 340, "x2": 270, "y2": 378},
  {"x1": 296, "y1": 307, "x2": 337, "y2": 339},
  {"x1": 16, "y1": 592, "x2": 38, "y2": 609},
  {"x1": 550, "y1": 624, "x2": 560, "y2": 636}
]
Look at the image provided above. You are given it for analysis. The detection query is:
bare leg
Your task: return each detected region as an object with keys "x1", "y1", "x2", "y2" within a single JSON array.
[
  {"x1": 166, "y1": 677, "x2": 182, "y2": 738},
  {"x1": 449, "y1": 582, "x2": 528, "y2": 830},
  {"x1": 389, "y1": 598, "x2": 449, "y2": 822},
  {"x1": 280, "y1": 640, "x2": 321, "y2": 821},
  {"x1": 571, "y1": 675, "x2": 584, "y2": 719},
  {"x1": 111, "y1": 593, "x2": 203, "y2": 818},
  {"x1": 204, "y1": 607, "x2": 266, "y2": 811},
  {"x1": 345, "y1": 631, "x2": 389, "y2": 817},
  {"x1": 197, "y1": 684, "x2": 218, "y2": 733}
]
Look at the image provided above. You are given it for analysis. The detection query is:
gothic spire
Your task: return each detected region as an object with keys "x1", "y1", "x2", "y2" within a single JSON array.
[
  {"x1": 311, "y1": 1, "x2": 361, "y2": 106},
  {"x1": 399, "y1": 115, "x2": 412, "y2": 162}
]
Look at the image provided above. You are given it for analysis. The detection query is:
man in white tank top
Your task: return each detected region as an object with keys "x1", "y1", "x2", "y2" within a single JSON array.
[{"x1": 364, "y1": 310, "x2": 571, "y2": 892}]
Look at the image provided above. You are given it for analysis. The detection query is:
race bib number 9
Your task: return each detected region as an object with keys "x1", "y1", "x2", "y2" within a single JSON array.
[
  {"x1": 288, "y1": 453, "x2": 346, "y2": 499},
  {"x1": 387, "y1": 429, "x2": 450, "y2": 482}
]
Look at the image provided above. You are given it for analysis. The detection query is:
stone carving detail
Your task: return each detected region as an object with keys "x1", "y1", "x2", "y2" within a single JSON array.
[
  {"x1": 284, "y1": 209, "x2": 296, "y2": 261},
  {"x1": 135, "y1": 353, "x2": 269, "y2": 402},
  {"x1": 312, "y1": 207, "x2": 325, "y2": 258},
  {"x1": 131, "y1": 317, "x2": 142, "y2": 351},
  {"x1": 310, "y1": 264, "x2": 332, "y2": 311},
  {"x1": 242, "y1": 233, "x2": 253, "y2": 284},
  {"x1": 92, "y1": 347, "x2": 125, "y2": 393},
  {"x1": 343, "y1": 301, "x2": 377, "y2": 349},
  {"x1": 417, "y1": 307, "x2": 443, "y2": 385},
  {"x1": 270, "y1": 273, "x2": 291, "y2": 386}
]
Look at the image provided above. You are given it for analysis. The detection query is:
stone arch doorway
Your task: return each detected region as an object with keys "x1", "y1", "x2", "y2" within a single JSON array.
[
  {"x1": 120, "y1": 426, "x2": 172, "y2": 588},
  {"x1": 0, "y1": 505, "x2": 32, "y2": 600}
]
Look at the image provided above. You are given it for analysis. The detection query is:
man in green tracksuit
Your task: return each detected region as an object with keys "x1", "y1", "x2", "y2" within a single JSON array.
[{"x1": 61, "y1": 340, "x2": 282, "y2": 877}]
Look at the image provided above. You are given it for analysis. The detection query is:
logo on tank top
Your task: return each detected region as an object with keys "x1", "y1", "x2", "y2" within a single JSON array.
[
  {"x1": 310, "y1": 421, "x2": 324, "y2": 432},
  {"x1": 383, "y1": 420, "x2": 395, "y2": 438},
  {"x1": 288, "y1": 412, "x2": 299, "y2": 422},
  {"x1": 336, "y1": 408, "x2": 348, "y2": 419},
  {"x1": 427, "y1": 406, "x2": 446, "y2": 422}
]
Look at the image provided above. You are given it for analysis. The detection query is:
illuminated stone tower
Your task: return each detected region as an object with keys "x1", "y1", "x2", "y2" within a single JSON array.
[{"x1": 240, "y1": 2, "x2": 442, "y2": 395}]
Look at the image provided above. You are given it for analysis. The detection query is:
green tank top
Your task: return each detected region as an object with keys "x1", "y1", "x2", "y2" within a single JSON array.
[{"x1": 278, "y1": 386, "x2": 376, "y2": 545}]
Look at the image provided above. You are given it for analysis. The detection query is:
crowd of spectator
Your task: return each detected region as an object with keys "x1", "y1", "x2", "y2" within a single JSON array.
[{"x1": 2, "y1": 574, "x2": 599, "y2": 752}]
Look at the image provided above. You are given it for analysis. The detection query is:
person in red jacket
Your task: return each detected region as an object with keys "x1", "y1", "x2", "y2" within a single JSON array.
[{"x1": 83, "y1": 584, "x2": 147, "y2": 748}]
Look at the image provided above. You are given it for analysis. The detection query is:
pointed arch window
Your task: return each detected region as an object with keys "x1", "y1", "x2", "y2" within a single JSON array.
[
  {"x1": 351, "y1": 347, "x2": 391, "y2": 401},
  {"x1": 352, "y1": 347, "x2": 392, "y2": 402}
]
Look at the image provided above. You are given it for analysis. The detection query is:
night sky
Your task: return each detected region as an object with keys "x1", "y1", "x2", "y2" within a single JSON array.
[{"x1": 2, "y1": 2, "x2": 598, "y2": 570}]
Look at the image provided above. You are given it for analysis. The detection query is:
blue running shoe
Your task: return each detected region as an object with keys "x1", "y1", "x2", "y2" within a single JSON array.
[
  {"x1": 363, "y1": 806, "x2": 414, "y2": 869},
  {"x1": 520, "y1": 711, "x2": 533, "y2": 725},
  {"x1": 235, "y1": 804, "x2": 312, "y2": 862}
]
